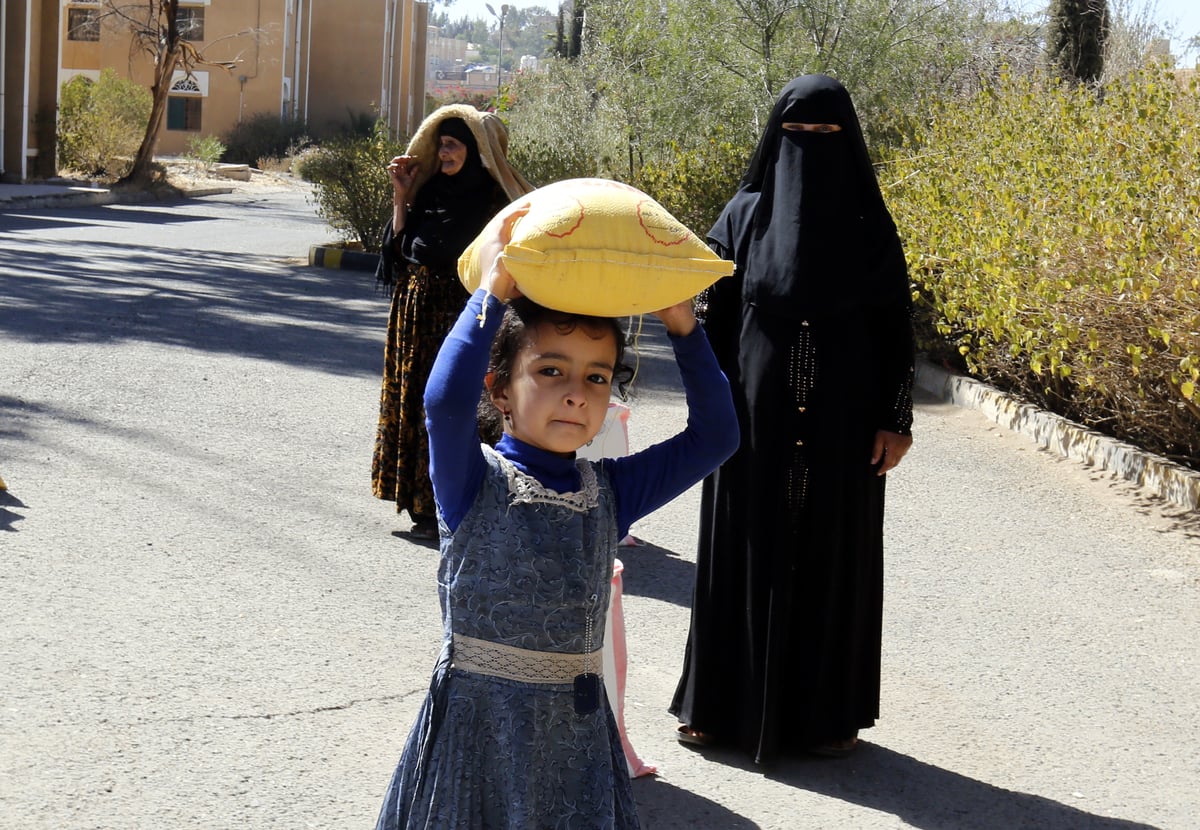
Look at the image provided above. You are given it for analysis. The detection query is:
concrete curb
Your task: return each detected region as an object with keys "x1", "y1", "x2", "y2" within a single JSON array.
[
  {"x1": 0, "y1": 185, "x2": 233, "y2": 210},
  {"x1": 308, "y1": 244, "x2": 380, "y2": 273},
  {"x1": 914, "y1": 360, "x2": 1200, "y2": 512}
]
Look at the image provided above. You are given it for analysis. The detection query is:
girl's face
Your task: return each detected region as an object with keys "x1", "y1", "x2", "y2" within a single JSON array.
[
  {"x1": 491, "y1": 321, "x2": 617, "y2": 456},
  {"x1": 437, "y1": 135, "x2": 468, "y2": 176}
]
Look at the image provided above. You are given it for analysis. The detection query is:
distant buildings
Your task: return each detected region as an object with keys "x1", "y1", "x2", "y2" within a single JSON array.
[
  {"x1": 2, "y1": 0, "x2": 430, "y2": 182},
  {"x1": 424, "y1": 22, "x2": 541, "y2": 101}
]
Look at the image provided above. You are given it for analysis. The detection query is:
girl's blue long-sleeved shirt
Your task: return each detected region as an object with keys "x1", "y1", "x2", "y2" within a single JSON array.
[{"x1": 425, "y1": 289, "x2": 738, "y2": 537}]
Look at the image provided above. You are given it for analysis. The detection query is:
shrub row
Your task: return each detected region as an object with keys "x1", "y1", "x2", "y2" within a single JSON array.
[
  {"x1": 282, "y1": 72, "x2": 1200, "y2": 472},
  {"x1": 294, "y1": 120, "x2": 401, "y2": 253},
  {"x1": 222, "y1": 113, "x2": 310, "y2": 168},
  {"x1": 885, "y1": 69, "x2": 1200, "y2": 469}
]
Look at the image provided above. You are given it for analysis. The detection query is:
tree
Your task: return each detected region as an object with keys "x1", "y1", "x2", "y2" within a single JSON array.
[
  {"x1": 553, "y1": 5, "x2": 567, "y2": 57},
  {"x1": 1048, "y1": 0, "x2": 1110, "y2": 83},
  {"x1": 569, "y1": 0, "x2": 586, "y2": 59},
  {"x1": 504, "y1": 0, "x2": 990, "y2": 232},
  {"x1": 98, "y1": 0, "x2": 249, "y2": 187}
]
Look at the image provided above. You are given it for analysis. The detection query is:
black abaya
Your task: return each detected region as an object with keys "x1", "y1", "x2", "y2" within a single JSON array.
[{"x1": 669, "y1": 75, "x2": 915, "y2": 763}]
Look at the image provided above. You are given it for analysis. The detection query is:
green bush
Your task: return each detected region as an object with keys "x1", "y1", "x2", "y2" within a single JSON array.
[
  {"x1": 184, "y1": 134, "x2": 226, "y2": 169},
  {"x1": 504, "y1": 63, "x2": 611, "y2": 187},
  {"x1": 503, "y1": 59, "x2": 755, "y2": 236},
  {"x1": 297, "y1": 119, "x2": 402, "y2": 252},
  {"x1": 630, "y1": 126, "x2": 750, "y2": 238},
  {"x1": 222, "y1": 113, "x2": 309, "y2": 167},
  {"x1": 57, "y1": 69, "x2": 152, "y2": 179},
  {"x1": 886, "y1": 68, "x2": 1200, "y2": 469}
]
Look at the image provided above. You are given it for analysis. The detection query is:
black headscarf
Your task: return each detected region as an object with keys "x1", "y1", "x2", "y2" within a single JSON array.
[
  {"x1": 400, "y1": 117, "x2": 503, "y2": 271},
  {"x1": 708, "y1": 75, "x2": 908, "y2": 319}
]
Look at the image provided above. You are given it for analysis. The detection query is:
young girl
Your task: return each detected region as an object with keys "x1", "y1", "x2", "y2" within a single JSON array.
[{"x1": 374, "y1": 212, "x2": 738, "y2": 829}]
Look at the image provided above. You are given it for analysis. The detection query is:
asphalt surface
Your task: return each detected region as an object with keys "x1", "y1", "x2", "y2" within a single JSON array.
[{"x1": 1, "y1": 187, "x2": 1197, "y2": 830}]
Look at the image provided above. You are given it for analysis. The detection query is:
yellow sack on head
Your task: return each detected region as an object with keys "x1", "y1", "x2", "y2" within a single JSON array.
[{"x1": 458, "y1": 178, "x2": 733, "y2": 317}]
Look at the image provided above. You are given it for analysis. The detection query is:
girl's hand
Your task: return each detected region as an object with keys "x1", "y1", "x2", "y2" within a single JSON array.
[
  {"x1": 653, "y1": 300, "x2": 697, "y2": 337},
  {"x1": 478, "y1": 202, "x2": 531, "y2": 302},
  {"x1": 386, "y1": 155, "x2": 419, "y2": 198}
]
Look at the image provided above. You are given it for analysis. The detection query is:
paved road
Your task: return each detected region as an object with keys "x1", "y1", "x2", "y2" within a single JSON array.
[{"x1": 1, "y1": 189, "x2": 1196, "y2": 829}]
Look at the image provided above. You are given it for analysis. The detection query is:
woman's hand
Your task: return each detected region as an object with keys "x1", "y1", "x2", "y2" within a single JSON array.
[
  {"x1": 653, "y1": 300, "x2": 698, "y2": 337},
  {"x1": 870, "y1": 430, "x2": 912, "y2": 475},
  {"x1": 478, "y1": 202, "x2": 531, "y2": 302},
  {"x1": 386, "y1": 155, "x2": 420, "y2": 200}
]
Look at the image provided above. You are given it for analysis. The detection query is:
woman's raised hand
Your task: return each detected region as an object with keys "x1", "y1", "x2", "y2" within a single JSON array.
[{"x1": 386, "y1": 155, "x2": 420, "y2": 199}]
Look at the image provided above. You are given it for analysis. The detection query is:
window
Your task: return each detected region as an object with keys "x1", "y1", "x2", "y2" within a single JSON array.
[
  {"x1": 166, "y1": 97, "x2": 203, "y2": 131},
  {"x1": 67, "y1": 8, "x2": 101, "y2": 42},
  {"x1": 177, "y1": 7, "x2": 205, "y2": 41}
]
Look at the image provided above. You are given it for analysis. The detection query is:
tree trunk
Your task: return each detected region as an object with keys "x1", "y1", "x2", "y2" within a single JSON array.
[{"x1": 117, "y1": 0, "x2": 181, "y2": 188}]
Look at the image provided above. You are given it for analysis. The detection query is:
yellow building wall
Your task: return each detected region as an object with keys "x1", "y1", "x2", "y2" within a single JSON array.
[
  {"x1": 304, "y1": 0, "x2": 427, "y2": 139},
  {"x1": 60, "y1": 5, "x2": 102, "y2": 72},
  {"x1": 51, "y1": 0, "x2": 427, "y2": 163},
  {"x1": 305, "y1": 4, "x2": 384, "y2": 135}
]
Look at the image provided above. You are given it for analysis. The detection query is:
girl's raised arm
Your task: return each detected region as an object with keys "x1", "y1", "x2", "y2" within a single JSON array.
[
  {"x1": 425, "y1": 206, "x2": 527, "y2": 531},
  {"x1": 424, "y1": 290, "x2": 507, "y2": 531}
]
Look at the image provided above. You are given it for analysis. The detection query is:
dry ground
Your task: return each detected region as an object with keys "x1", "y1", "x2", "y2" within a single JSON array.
[
  {"x1": 50, "y1": 157, "x2": 311, "y2": 197},
  {"x1": 160, "y1": 157, "x2": 310, "y2": 195}
]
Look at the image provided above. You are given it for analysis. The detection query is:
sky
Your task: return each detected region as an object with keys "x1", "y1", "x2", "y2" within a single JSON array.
[{"x1": 442, "y1": 0, "x2": 1200, "y2": 63}]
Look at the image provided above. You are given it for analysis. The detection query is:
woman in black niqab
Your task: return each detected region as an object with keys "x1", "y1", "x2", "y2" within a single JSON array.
[
  {"x1": 712, "y1": 73, "x2": 909, "y2": 318},
  {"x1": 669, "y1": 75, "x2": 915, "y2": 763}
]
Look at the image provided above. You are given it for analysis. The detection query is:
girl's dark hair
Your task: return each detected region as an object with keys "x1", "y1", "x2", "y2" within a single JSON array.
[{"x1": 477, "y1": 297, "x2": 634, "y2": 445}]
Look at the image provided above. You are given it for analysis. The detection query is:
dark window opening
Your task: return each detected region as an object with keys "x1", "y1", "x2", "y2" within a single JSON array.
[
  {"x1": 177, "y1": 7, "x2": 205, "y2": 41},
  {"x1": 167, "y1": 97, "x2": 203, "y2": 131},
  {"x1": 67, "y1": 8, "x2": 101, "y2": 42}
]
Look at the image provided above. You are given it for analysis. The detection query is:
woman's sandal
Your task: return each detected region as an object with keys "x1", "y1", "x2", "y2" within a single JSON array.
[
  {"x1": 676, "y1": 724, "x2": 715, "y2": 747},
  {"x1": 807, "y1": 735, "x2": 859, "y2": 758}
]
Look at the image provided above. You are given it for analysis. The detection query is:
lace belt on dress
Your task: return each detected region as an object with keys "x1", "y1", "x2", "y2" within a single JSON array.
[{"x1": 451, "y1": 634, "x2": 602, "y2": 684}]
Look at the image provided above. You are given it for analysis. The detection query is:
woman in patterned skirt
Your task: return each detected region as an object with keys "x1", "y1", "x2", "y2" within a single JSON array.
[{"x1": 372, "y1": 105, "x2": 532, "y2": 539}]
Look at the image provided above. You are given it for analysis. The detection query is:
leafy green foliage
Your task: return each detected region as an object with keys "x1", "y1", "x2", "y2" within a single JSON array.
[
  {"x1": 630, "y1": 128, "x2": 749, "y2": 240},
  {"x1": 885, "y1": 69, "x2": 1200, "y2": 468},
  {"x1": 184, "y1": 134, "x2": 226, "y2": 169},
  {"x1": 57, "y1": 69, "x2": 152, "y2": 179},
  {"x1": 295, "y1": 119, "x2": 402, "y2": 252},
  {"x1": 503, "y1": 0, "x2": 986, "y2": 228},
  {"x1": 222, "y1": 113, "x2": 310, "y2": 167},
  {"x1": 504, "y1": 59, "x2": 616, "y2": 186}
]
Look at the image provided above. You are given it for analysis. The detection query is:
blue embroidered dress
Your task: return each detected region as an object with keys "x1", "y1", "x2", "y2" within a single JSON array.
[{"x1": 375, "y1": 291, "x2": 737, "y2": 830}]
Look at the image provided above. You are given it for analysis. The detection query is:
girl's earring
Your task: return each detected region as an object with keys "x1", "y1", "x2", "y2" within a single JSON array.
[{"x1": 503, "y1": 410, "x2": 512, "y2": 424}]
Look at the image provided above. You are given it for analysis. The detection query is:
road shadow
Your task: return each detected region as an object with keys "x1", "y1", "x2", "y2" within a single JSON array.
[
  {"x1": 0, "y1": 236, "x2": 385, "y2": 378},
  {"x1": 0, "y1": 203, "x2": 215, "y2": 232},
  {"x1": 0, "y1": 392, "x2": 224, "y2": 477},
  {"x1": 1123, "y1": 488, "x2": 1200, "y2": 539},
  {"x1": 618, "y1": 540, "x2": 696, "y2": 608},
  {"x1": 632, "y1": 776, "x2": 761, "y2": 828},
  {"x1": 683, "y1": 741, "x2": 1159, "y2": 830},
  {"x1": 390, "y1": 529, "x2": 441, "y2": 550},
  {"x1": 0, "y1": 489, "x2": 26, "y2": 531},
  {"x1": 0, "y1": 394, "x2": 49, "y2": 442}
]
